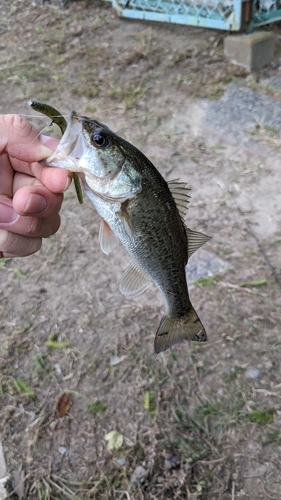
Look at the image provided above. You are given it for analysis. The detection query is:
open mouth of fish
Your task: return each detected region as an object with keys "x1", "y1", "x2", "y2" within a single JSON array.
[{"x1": 44, "y1": 111, "x2": 87, "y2": 172}]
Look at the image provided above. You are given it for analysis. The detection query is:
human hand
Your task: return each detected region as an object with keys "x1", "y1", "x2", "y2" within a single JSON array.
[{"x1": 0, "y1": 114, "x2": 72, "y2": 258}]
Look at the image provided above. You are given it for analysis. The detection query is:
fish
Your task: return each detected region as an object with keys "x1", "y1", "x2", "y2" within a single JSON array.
[{"x1": 43, "y1": 110, "x2": 211, "y2": 353}]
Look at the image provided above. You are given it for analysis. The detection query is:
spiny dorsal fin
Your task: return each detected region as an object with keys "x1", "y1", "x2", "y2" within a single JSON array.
[
  {"x1": 120, "y1": 261, "x2": 151, "y2": 298},
  {"x1": 167, "y1": 179, "x2": 191, "y2": 219},
  {"x1": 186, "y1": 227, "x2": 211, "y2": 259},
  {"x1": 99, "y1": 219, "x2": 118, "y2": 255}
]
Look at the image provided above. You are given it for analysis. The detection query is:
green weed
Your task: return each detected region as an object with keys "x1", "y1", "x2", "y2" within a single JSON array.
[
  {"x1": 14, "y1": 378, "x2": 35, "y2": 399},
  {"x1": 87, "y1": 401, "x2": 107, "y2": 415}
]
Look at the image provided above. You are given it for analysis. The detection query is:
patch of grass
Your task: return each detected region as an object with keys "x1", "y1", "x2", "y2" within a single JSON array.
[
  {"x1": 70, "y1": 84, "x2": 100, "y2": 99},
  {"x1": 247, "y1": 81, "x2": 281, "y2": 101},
  {"x1": 143, "y1": 390, "x2": 156, "y2": 414},
  {"x1": 222, "y1": 365, "x2": 245, "y2": 383},
  {"x1": 194, "y1": 274, "x2": 221, "y2": 286},
  {"x1": 84, "y1": 105, "x2": 97, "y2": 113},
  {"x1": 197, "y1": 402, "x2": 220, "y2": 417},
  {"x1": 246, "y1": 408, "x2": 276, "y2": 425},
  {"x1": 0, "y1": 257, "x2": 11, "y2": 267},
  {"x1": 13, "y1": 267, "x2": 26, "y2": 279},
  {"x1": 34, "y1": 354, "x2": 47, "y2": 373},
  {"x1": 87, "y1": 401, "x2": 107, "y2": 415},
  {"x1": 45, "y1": 334, "x2": 69, "y2": 349},
  {"x1": 54, "y1": 56, "x2": 67, "y2": 65},
  {"x1": 45, "y1": 339, "x2": 69, "y2": 349},
  {"x1": 209, "y1": 84, "x2": 225, "y2": 100},
  {"x1": 109, "y1": 81, "x2": 149, "y2": 109},
  {"x1": 14, "y1": 378, "x2": 35, "y2": 400},
  {"x1": 239, "y1": 278, "x2": 267, "y2": 287},
  {"x1": 262, "y1": 428, "x2": 280, "y2": 446}
]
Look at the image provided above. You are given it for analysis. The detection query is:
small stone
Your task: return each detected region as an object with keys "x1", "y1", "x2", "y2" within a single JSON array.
[
  {"x1": 264, "y1": 360, "x2": 273, "y2": 370},
  {"x1": 164, "y1": 456, "x2": 180, "y2": 470},
  {"x1": 245, "y1": 367, "x2": 260, "y2": 379},
  {"x1": 54, "y1": 363, "x2": 62, "y2": 375},
  {"x1": 130, "y1": 466, "x2": 148, "y2": 488},
  {"x1": 247, "y1": 400, "x2": 256, "y2": 407},
  {"x1": 69, "y1": 25, "x2": 83, "y2": 37},
  {"x1": 110, "y1": 355, "x2": 122, "y2": 366},
  {"x1": 117, "y1": 457, "x2": 126, "y2": 466},
  {"x1": 246, "y1": 74, "x2": 256, "y2": 83}
]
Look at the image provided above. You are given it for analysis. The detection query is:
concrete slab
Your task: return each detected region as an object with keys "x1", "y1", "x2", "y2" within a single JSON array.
[{"x1": 224, "y1": 31, "x2": 275, "y2": 72}]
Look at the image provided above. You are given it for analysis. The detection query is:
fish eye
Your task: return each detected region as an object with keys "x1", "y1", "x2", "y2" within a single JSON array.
[{"x1": 91, "y1": 130, "x2": 110, "y2": 148}]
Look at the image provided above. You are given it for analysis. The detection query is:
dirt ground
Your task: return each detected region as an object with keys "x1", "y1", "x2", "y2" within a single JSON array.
[{"x1": 1, "y1": 1, "x2": 281, "y2": 499}]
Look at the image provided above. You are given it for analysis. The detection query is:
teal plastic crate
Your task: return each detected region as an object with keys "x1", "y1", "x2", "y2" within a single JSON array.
[{"x1": 112, "y1": 0, "x2": 281, "y2": 31}]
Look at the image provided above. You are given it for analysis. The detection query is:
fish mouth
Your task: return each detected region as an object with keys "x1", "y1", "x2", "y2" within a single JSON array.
[{"x1": 43, "y1": 110, "x2": 86, "y2": 172}]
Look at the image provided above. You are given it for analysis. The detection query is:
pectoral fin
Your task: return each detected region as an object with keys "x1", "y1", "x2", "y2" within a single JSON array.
[
  {"x1": 99, "y1": 219, "x2": 118, "y2": 255},
  {"x1": 118, "y1": 202, "x2": 135, "y2": 242},
  {"x1": 120, "y1": 261, "x2": 151, "y2": 297},
  {"x1": 186, "y1": 227, "x2": 211, "y2": 259}
]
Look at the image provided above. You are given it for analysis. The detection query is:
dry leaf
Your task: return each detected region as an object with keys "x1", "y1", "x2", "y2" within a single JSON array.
[
  {"x1": 57, "y1": 393, "x2": 72, "y2": 417},
  {"x1": 104, "y1": 430, "x2": 123, "y2": 451}
]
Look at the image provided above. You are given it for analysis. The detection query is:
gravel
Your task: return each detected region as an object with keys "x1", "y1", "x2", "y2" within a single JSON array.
[{"x1": 205, "y1": 82, "x2": 281, "y2": 143}]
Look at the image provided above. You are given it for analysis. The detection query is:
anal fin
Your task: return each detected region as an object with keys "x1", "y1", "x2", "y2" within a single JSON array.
[{"x1": 120, "y1": 261, "x2": 151, "y2": 298}]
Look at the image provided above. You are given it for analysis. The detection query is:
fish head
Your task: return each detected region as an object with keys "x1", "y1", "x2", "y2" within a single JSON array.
[{"x1": 44, "y1": 111, "x2": 142, "y2": 201}]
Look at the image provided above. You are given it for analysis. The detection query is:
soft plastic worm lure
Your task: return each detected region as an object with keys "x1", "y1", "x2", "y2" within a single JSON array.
[{"x1": 29, "y1": 100, "x2": 83, "y2": 204}]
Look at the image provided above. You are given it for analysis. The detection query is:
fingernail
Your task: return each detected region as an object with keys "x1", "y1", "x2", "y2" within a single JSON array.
[
  {"x1": 24, "y1": 194, "x2": 47, "y2": 214},
  {"x1": 40, "y1": 134, "x2": 60, "y2": 151},
  {"x1": 0, "y1": 201, "x2": 19, "y2": 224},
  {"x1": 64, "y1": 175, "x2": 72, "y2": 192}
]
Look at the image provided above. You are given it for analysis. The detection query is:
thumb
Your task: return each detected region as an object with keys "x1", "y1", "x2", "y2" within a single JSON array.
[{"x1": 0, "y1": 114, "x2": 58, "y2": 163}]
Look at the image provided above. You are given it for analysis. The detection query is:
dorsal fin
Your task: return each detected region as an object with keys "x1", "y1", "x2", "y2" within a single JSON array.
[
  {"x1": 99, "y1": 219, "x2": 118, "y2": 255},
  {"x1": 120, "y1": 261, "x2": 151, "y2": 297},
  {"x1": 186, "y1": 227, "x2": 211, "y2": 259},
  {"x1": 167, "y1": 179, "x2": 191, "y2": 219}
]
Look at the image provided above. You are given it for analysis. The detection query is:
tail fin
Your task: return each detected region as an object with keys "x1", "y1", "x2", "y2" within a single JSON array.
[{"x1": 154, "y1": 305, "x2": 207, "y2": 354}]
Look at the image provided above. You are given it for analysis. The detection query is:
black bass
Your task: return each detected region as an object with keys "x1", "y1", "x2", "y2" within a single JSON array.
[{"x1": 44, "y1": 110, "x2": 210, "y2": 353}]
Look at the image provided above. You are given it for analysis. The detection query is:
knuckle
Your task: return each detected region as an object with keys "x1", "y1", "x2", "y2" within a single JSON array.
[
  {"x1": 0, "y1": 228, "x2": 42, "y2": 257},
  {"x1": 25, "y1": 217, "x2": 41, "y2": 236},
  {"x1": 26, "y1": 237, "x2": 42, "y2": 256}
]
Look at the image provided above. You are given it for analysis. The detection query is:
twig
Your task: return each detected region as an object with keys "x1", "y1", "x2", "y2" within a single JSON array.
[
  {"x1": 219, "y1": 281, "x2": 267, "y2": 297},
  {"x1": 232, "y1": 480, "x2": 235, "y2": 500},
  {"x1": 197, "y1": 456, "x2": 226, "y2": 465},
  {"x1": 253, "y1": 388, "x2": 281, "y2": 398}
]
